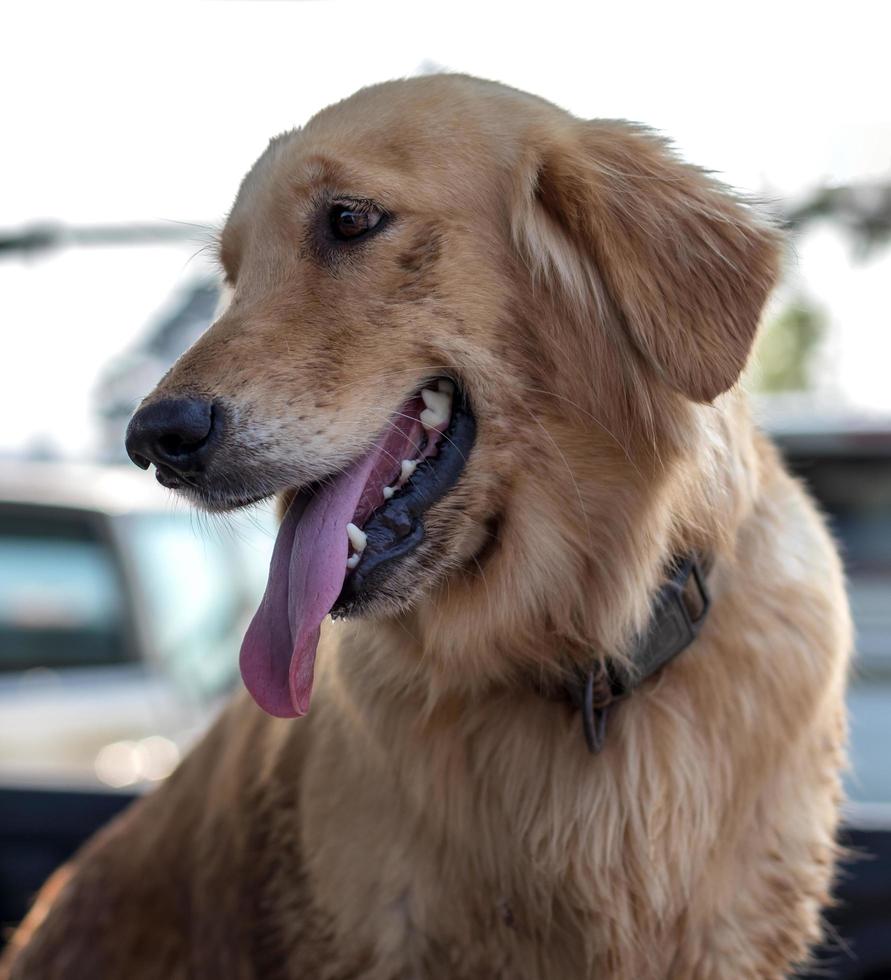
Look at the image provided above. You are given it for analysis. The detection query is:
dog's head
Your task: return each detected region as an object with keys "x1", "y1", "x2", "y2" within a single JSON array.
[{"x1": 126, "y1": 75, "x2": 782, "y2": 715}]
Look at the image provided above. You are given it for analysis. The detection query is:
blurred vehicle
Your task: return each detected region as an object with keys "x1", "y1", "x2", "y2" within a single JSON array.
[
  {"x1": 0, "y1": 460, "x2": 272, "y2": 790},
  {"x1": 765, "y1": 403, "x2": 891, "y2": 979},
  {"x1": 765, "y1": 404, "x2": 891, "y2": 806}
]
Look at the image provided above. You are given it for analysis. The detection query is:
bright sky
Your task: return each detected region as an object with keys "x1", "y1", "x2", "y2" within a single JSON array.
[{"x1": 3, "y1": 0, "x2": 891, "y2": 456}]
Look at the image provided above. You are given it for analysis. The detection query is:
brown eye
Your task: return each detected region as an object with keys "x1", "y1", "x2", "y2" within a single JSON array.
[{"x1": 329, "y1": 202, "x2": 384, "y2": 241}]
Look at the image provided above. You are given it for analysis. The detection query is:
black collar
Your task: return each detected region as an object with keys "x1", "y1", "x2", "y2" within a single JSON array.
[{"x1": 557, "y1": 555, "x2": 711, "y2": 753}]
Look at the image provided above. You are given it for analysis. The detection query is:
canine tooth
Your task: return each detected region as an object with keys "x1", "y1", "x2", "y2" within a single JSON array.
[
  {"x1": 421, "y1": 387, "x2": 451, "y2": 414},
  {"x1": 436, "y1": 378, "x2": 455, "y2": 396},
  {"x1": 399, "y1": 459, "x2": 417, "y2": 484},
  {"x1": 382, "y1": 485, "x2": 395, "y2": 500},
  {"x1": 346, "y1": 553, "x2": 361, "y2": 570},
  {"x1": 420, "y1": 388, "x2": 451, "y2": 429},
  {"x1": 346, "y1": 522, "x2": 367, "y2": 554}
]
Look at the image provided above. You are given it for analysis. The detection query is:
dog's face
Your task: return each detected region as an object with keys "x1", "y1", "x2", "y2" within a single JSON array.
[{"x1": 127, "y1": 75, "x2": 781, "y2": 712}]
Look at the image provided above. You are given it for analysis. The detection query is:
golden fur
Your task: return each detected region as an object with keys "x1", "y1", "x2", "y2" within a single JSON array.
[{"x1": 3, "y1": 74, "x2": 851, "y2": 979}]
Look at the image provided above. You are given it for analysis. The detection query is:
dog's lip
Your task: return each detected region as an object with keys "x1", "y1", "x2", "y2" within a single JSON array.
[
  {"x1": 333, "y1": 386, "x2": 476, "y2": 613},
  {"x1": 179, "y1": 483, "x2": 275, "y2": 513},
  {"x1": 188, "y1": 377, "x2": 468, "y2": 518}
]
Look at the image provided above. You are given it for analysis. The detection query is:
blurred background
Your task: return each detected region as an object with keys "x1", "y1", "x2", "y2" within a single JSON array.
[{"x1": 1, "y1": 2, "x2": 889, "y2": 975}]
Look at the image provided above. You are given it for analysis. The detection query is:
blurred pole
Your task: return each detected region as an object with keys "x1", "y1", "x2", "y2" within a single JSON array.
[{"x1": 0, "y1": 221, "x2": 213, "y2": 259}]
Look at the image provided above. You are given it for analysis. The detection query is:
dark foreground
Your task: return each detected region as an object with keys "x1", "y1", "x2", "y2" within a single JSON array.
[{"x1": 1, "y1": 787, "x2": 888, "y2": 979}]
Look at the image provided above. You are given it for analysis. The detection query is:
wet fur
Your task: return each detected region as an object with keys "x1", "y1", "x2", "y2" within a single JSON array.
[{"x1": 3, "y1": 75, "x2": 851, "y2": 979}]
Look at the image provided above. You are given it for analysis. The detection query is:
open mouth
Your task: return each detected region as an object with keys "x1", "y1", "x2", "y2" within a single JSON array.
[{"x1": 239, "y1": 378, "x2": 476, "y2": 718}]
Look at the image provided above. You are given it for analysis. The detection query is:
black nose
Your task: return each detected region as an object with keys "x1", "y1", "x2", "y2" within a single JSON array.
[{"x1": 125, "y1": 397, "x2": 218, "y2": 483}]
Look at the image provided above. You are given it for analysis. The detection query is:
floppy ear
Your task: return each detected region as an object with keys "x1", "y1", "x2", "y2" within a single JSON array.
[{"x1": 515, "y1": 120, "x2": 783, "y2": 403}]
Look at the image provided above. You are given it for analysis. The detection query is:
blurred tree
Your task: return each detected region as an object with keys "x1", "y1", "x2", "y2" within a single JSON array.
[
  {"x1": 750, "y1": 298, "x2": 826, "y2": 393},
  {"x1": 787, "y1": 181, "x2": 891, "y2": 259},
  {"x1": 751, "y1": 177, "x2": 891, "y2": 394}
]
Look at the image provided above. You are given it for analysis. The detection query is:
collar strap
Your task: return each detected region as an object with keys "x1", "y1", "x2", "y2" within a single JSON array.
[{"x1": 564, "y1": 555, "x2": 711, "y2": 753}]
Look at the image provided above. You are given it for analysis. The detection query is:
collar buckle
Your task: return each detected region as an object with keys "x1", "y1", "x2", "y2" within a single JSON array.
[
  {"x1": 626, "y1": 555, "x2": 711, "y2": 691},
  {"x1": 579, "y1": 556, "x2": 711, "y2": 754}
]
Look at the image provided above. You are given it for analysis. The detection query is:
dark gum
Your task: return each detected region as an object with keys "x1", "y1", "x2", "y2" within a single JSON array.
[{"x1": 333, "y1": 395, "x2": 476, "y2": 612}]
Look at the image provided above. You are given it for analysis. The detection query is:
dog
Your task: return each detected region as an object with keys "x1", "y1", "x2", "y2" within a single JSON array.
[{"x1": 3, "y1": 74, "x2": 851, "y2": 979}]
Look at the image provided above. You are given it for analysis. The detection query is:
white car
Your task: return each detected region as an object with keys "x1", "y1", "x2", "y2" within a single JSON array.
[{"x1": 0, "y1": 460, "x2": 272, "y2": 789}]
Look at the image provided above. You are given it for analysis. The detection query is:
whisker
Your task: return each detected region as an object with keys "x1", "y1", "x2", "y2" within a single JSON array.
[
  {"x1": 384, "y1": 411, "x2": 468, "y2": 463},
  {"x1": 518, "y1": 384, "x2": 639, "y2": 475}
]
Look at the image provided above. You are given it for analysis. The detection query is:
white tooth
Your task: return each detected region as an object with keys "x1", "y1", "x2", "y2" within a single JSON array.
[
  {"x1": 346, "y1": 553, "x2": 361, "y2": 570},
  {"x1": 346, "y1": 522, "x2": 367, "y2": 554},
  {"x1": 420, "y1": 408, "x2": 446, "y2": 429},
  {"x1": 399, "y1": 459, "x2": 417, "y2": 484},
  {"x1": 421, "y1": 387, "x2": 450, "y2": 414},
  {"x1": 382, "y1": 485, "x2": 395, "y2": 500},
  {"x1": 436, "y1": 378, "x2": 455, "y2": 396},
  {"x1": 420, "y1": 388, "x2": 451, "y2": 429}
]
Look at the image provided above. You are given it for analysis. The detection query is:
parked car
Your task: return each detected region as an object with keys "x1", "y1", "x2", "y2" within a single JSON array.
[
  {"x1": 0, "y1": 460, "x2": 272, "y2": 789},
  {"x1": 766, "y1": 405, "x2": 891, "y2": 979}
]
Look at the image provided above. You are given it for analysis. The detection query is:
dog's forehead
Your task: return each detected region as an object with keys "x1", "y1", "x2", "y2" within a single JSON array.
[
  {"x1": 229, "y1": 76, "x2": 552, "y2": 223},
  {"x1": 304, "y1": 74, "x2": 535, "y2": 160}
]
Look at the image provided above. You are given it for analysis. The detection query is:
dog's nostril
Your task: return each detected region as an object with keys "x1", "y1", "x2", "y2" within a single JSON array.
[
  {"x1": 125, "y1": 397, "x2": 218, "y2": 477},
  {"x1": 159, "y1": 434, "x2": 182, "y2": 455},
  {"x1": 159, "y1": 431, "x2": 201, "y2": 457}
]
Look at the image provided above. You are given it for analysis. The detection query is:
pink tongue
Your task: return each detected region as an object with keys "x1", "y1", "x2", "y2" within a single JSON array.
[
  {"x1": 238, "y1": 455, "x2": 378, "y2": 717},
  {"x1": 239, "y1": 402, "x2": 424, "y2": 717}
]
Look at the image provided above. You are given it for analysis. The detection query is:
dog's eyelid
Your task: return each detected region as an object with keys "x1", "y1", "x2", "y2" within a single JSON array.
[
  {"x1": 327, "y1": 193, "x2": 392, "y2": 217},
  {"x1": 214, "y1": 248, "x2": 235, "y2": 284},
  {"x1": 331, "y1": 195, "x2": 374, "y2": 210},
  {"x1": 216, "y1": 242, "x2": 240, "y2": 286},
  {"x1": 324, "y1": 196, "x2": 391, "y2": 245}
]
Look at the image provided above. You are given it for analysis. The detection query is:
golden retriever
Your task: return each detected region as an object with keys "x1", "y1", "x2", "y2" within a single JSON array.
[{"x1": 3, "y1": 74, "x2": 851, "y2": 980}]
